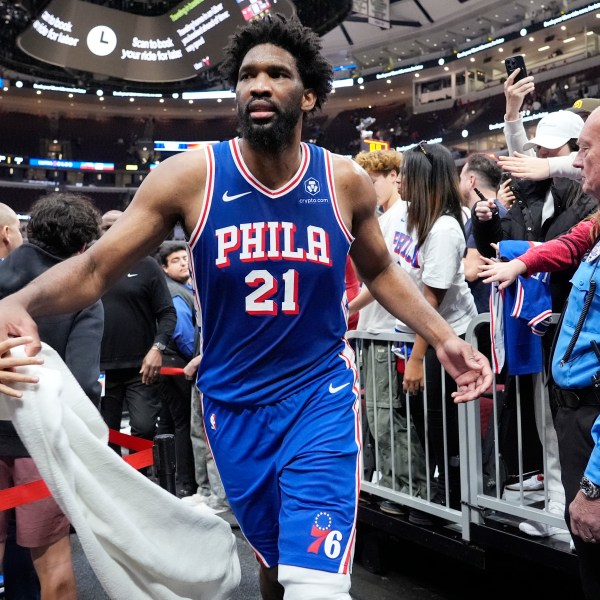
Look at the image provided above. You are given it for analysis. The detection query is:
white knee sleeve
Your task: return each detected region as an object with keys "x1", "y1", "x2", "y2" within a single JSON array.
[{"x1": 278, "y1": 565, "x2": 351, "y2": 600}]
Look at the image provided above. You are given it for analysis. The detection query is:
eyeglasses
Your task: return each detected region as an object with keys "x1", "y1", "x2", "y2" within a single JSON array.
[{"x1": 413, "y1": 141, "x2": 434, "y2": 165}]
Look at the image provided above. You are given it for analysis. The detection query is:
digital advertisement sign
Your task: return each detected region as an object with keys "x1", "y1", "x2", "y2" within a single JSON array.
[{"x1": 17, "y1": 0, "x2": 294, "y2": 83}]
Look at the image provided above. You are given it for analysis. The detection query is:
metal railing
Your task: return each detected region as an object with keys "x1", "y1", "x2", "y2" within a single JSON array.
[{"x1": 348, "y1": 312, "x2": 567, "y2": 543}]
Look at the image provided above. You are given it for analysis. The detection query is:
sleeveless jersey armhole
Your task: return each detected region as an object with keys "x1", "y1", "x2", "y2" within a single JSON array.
[
  {"x1": 325, "y1": 150, "x2": 354, "y2": 244},
  {"x1": 188, "y1": 144, "x2": 215, "y2": 250}
]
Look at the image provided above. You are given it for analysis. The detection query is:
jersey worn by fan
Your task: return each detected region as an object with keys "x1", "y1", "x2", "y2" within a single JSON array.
[{"x1": 189, "y1": 139, "x2": 356, "y2": 406}]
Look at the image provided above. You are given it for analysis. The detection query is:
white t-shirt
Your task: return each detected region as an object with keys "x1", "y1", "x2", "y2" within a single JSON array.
[
  {"x1": 357, "y1": 200, "x2": 409, "y2": 333},
  {"x1": 394, "y1": 214, "x2": 478, "y2": 336}
]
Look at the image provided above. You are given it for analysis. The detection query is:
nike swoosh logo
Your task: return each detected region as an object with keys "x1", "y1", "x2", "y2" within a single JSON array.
[
  {"x1": 329, "y1": 382, "x2": 350, "y2": 394},
  {"x1": 127, "y1": 273, "x2": 138, "y2": 278},
  {"x1": 222, "y1": 190, "x2": 252, "y2": 202}
]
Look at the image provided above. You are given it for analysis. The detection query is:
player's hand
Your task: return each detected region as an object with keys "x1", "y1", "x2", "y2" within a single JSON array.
[
  {"x1": 436, "y1": 337, "x2": 492, "y2": 403},
  {"x1": 0, "y1": 298, "x2": 42, "y2": 357},
  {"x1": 478, "y1": 257, "x2": 527, "y2": 289},
  {"x1": 0, "y1": 337, "x2": 44, "y2": 398},
  {"x1": 498, "y1": 152, "x2": 550, "y2": 181}
]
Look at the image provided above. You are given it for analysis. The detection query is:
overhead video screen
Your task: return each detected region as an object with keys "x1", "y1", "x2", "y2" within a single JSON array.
[{"x1": 17, "y1": 0, "x2": 295, "y2": 83}]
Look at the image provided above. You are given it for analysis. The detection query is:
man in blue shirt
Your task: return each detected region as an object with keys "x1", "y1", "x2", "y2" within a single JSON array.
[{"x1": 157, "y1": 241, "x2": 197, "y2": 498}]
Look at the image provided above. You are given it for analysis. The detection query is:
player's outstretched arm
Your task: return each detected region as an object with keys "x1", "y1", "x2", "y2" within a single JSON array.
[{"x1": 0, "y1": 150, "x2": 207, "y2": 358}]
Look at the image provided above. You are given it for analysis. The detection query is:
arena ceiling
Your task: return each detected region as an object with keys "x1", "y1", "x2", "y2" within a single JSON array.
[{"x1": 0, "y1": 0, "x2": 598, "y2": 118}]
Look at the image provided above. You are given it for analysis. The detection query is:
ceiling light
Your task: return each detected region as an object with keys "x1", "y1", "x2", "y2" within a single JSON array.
[
  {"x1": 438, "y1": 58, "x2": 445, "y2": 65},
  {"x1": 538, "y1": 45, "x2": 550, "y2": 51},
  {"x1": 15, "y1": 81, "x2": 23, "y2": 88},
  {"x1": 520, "y1": 28, "x2": 527, "y2": 36},
  {"x1": 563, "y1": 36, "x2": 576, "y2": 43}
]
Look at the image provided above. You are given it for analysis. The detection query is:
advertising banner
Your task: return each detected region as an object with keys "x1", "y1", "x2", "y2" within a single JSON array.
[{"x1": 17, "y1": 0, "x2": 294, "y2": 83}]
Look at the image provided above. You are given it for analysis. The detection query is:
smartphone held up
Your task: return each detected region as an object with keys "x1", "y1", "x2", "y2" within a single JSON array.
[{"x1": 504, "y1": 55, "x2": 528, "y2": 83}]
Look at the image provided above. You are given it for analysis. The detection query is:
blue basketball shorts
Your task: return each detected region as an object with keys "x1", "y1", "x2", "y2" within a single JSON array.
[{"x1": 201, "y1": 369, "x2": 361, "y2": 574}]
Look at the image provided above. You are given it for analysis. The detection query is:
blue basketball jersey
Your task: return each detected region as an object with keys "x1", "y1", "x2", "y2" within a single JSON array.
[
  {"x1": 491, "y1": 240, "x2": 552, "y2": 375},
  {"x1": 189, "y1": 139, "x2": 355, "y2": 405}
]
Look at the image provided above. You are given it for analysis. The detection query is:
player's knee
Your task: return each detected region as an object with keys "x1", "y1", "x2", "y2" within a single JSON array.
[{"x1": 278, "y1": 564, "x2": 351, "y2": 600}]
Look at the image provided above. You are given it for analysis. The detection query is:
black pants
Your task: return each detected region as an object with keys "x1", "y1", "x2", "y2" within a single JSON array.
[
  {"x1": 100, "y1": 368, "x2": 161, "y2": 453},
  {"x1": 158, "y1": 355, "x2": 196, "y2": 490},
  {"x1": 411, "y1": 344, "x2": 461, "y2": 508},
  {"x1": 555, "y1": 404, "x2": 600, "y2": 600}
]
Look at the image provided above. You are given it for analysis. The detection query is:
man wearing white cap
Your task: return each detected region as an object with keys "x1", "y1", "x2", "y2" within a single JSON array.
[
  {"x1": 471, "y1": 67, "x2": 599, "y2": 541},
  {"x1": 499, "y1": 96, "x2": 600, "y2": 181}
]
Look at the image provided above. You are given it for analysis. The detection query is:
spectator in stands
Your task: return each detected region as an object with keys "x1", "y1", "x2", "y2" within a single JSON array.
[
  {"x1": 472, "y1": 74, "x2": 598, "y2": 539},
  {"x1": 0, "y1": 192, "x2": 104, "y2": 600},
  {"x1": 393, "y1": 143, "x2": 478, "y2": 509},
  {"x1": 156, "y1": 241, "x2": 197, "y2": 498},
  {"x1": 0, "y1": 204, "x2": 22, "y2": 259},
  {"x1": 98, "y1": 210, "x2": 176, "y2": 455},
  {"x1": 458, "y1": 153, "x2": 507, "y2": 313},
  {"x1": 478, "y1": 107, "x2": 600, "y2": 596},
  {"x1": 349, "y1": 149, "x2": 429, "y2": 519}
]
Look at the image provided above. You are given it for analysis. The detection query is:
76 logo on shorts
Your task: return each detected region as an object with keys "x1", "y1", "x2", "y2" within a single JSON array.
[{"x1": 307, "y1": 511, "x2": 343, "y2": 559}]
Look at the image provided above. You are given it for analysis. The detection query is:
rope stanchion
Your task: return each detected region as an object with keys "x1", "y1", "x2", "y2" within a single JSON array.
[
  {"x1": 0, "y1": 429, "x2": 155, "y2": 511},
  {"x1": 153, "y1": 434, "x2": 177, "y2": 496}
]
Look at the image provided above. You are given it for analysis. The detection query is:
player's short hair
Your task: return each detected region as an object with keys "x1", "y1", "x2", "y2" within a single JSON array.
[{"x1": 220, "y1": 14, "x2": 332, "y2": 112}]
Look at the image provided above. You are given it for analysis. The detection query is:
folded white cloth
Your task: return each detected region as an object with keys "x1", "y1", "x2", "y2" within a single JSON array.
[{"x1": 0, "y1": 343, "x2": 240, "y2": 600}]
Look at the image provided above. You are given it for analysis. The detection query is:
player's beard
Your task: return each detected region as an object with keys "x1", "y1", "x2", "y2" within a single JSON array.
[{"x1": 238, "y1": 101, "x2": 302, "y2": 153}]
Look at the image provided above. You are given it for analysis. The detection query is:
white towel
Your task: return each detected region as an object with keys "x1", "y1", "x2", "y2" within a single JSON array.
[{"x1": 0, "y1": 343, "x2": 240, "y2": 600}]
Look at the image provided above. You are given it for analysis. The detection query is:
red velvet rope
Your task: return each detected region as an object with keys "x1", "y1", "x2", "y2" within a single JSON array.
[{"x1": 0, "y1": 430, "x2": 155, "y2": 511}]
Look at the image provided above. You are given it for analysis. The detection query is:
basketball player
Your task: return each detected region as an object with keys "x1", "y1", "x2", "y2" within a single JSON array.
[{"x1": 0, "y1": 15, "x2": 492, "y2": 600}]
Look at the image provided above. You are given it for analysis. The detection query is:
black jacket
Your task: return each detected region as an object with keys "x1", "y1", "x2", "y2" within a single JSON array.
[
  {"x1": 0, "y1": 243, "x2": 104, "y2": 456},
  {"x1": 472, "y1": 176, "x2": 599, "y2": 311},
  {"x1": 100, "y1": 257, "x2": 176, "y2": 370}
]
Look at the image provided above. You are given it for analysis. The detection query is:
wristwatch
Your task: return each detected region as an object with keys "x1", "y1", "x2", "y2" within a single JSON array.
[
  {"x1": 580, "y1": 476, "x2": 600, "y2": 500},
  {"x1": 152, "y1": 342, "x2": 166, "y2": 352}
]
